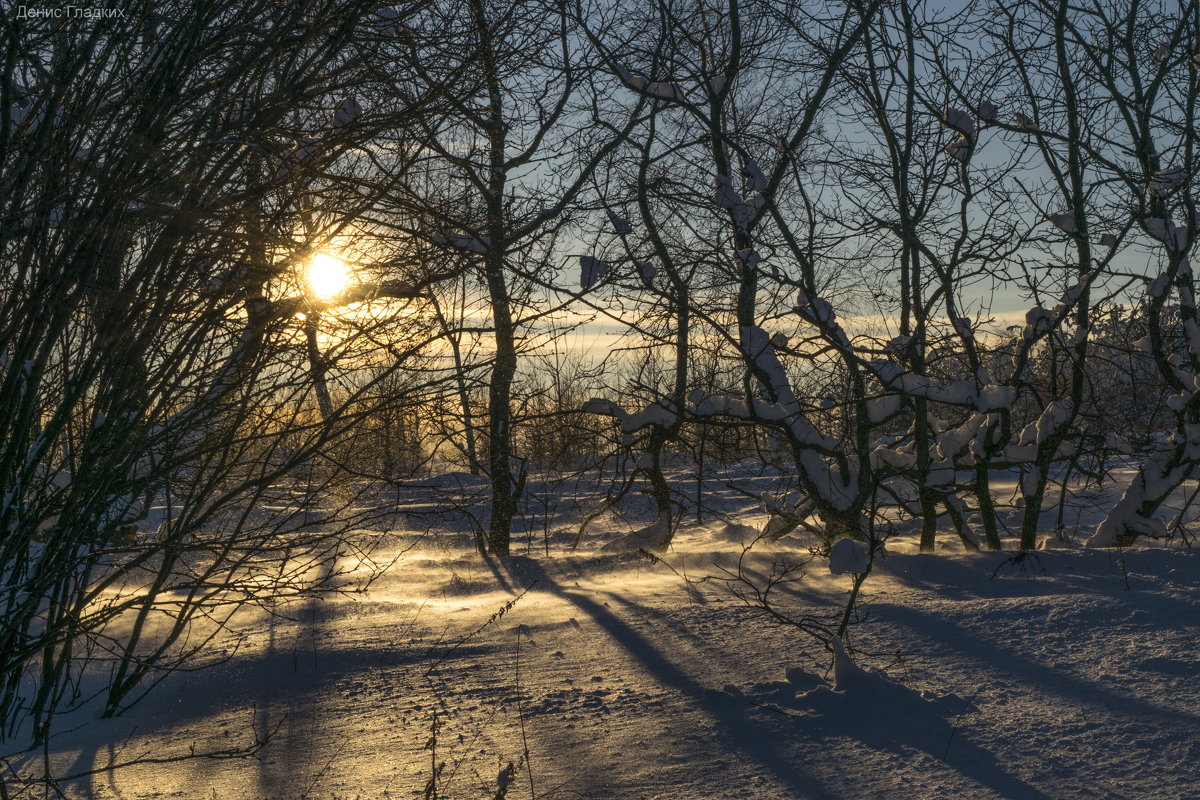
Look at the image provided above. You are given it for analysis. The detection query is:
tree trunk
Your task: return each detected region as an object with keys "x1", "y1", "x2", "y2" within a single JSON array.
[
  {"x1": 483, "y1": 257, "x2": 517, "y2": 557},
  {"x1": 1019, "y1": 463, "x2": 1048, "y2": 550},
  {"x1": 974, "y1": 465, "x2": 1003, "y2": 550},
  {"x1": 304, "y1": 313, "x2": 334, "y2": 421}
]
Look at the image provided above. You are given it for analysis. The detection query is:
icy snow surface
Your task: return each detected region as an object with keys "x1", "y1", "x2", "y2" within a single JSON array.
[{"x1": 22, "y1": 470, "x2": 1200, "y2": 800}]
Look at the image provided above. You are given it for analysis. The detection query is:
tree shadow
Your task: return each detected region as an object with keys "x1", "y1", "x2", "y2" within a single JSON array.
[
  {"x1": 879, "y1": 602, "x2": 1200, "y2": 731},
  {"x1": 738, "y1": 674, "x2": 1056, "y2": 800},
  {"x1": 496, "y1": 555, "x2": 839, "y2": 796},
  {"x1": 498, "y1": 555, "x2": 1057, "y2": 799}
]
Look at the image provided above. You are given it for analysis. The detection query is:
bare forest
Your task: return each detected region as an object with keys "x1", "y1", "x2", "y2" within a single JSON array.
[{"x1": 2, "y1": 0, "x2": 1200, "y2": 797}]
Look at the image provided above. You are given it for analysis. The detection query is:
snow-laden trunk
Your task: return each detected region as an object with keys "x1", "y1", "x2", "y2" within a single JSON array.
[
  {"x1": 580, "y1": 398, "x2": 681, "y2": 551},
  {"x1": 1092, "y1": 252, "x2": 1200, "y2": 546},
  {"x1": 1013, "y1": 399, "x2": 1078, "y2": 550},
  {"x1": 1089, "y1": 447, "x2": 1191, "y2": 547},
  {"x1": 691, "y1": 326, "x2": 871, "y2": 541},
  {"x1": 643, "y1": 432, "x2": 674, "y2": 540}
]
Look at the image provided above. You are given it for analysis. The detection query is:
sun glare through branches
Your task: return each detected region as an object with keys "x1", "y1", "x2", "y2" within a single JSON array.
[
  {"x1": 4, "y1": 0, "x2": 1200, "y2": 796},
  {"x1": 305, "y1": 252, "x2": 353, "y2": 300}
]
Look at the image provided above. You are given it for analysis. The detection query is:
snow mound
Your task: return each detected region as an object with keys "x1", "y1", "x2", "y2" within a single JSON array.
[
  {"x1": 716, "y1": 521, "x2": 761, "y2": 544},
  {"x1": 828, "y1": 537, "x2": 869, "y2": 575},
  {"x1": 829, "y1": 636, "x2": 873, "y2": 692},
  {"x1": 1037, "y1": 535, "x2": 1080, "y2": 551},
  {"x1": 600, "y1": 518, "x2": 671, "y2": 553},
  {"x1": 404, "y1": 471, "x2": 491, "y2": 488}
]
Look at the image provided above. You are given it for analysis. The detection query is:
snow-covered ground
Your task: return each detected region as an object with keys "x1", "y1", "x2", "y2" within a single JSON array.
[{"x1": 12, "y1": 469, "x2": 1200, "y2": 800}]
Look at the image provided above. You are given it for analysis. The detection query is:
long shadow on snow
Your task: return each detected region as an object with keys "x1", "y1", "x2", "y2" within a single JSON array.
[
  {"x1": 253, "y1": 580, "x2": 327, "y2": 800},
  {"x1": 502, "y1": 555, "x2": 1050, "y2": 800},
  {"x1": 55, "y1": 607, "x2": 485, "y2": 798},
  {"x1": 499, "y1": 555, "x2": 836, "y2": 797},
  {"x1": 250, "y1": 574, "x2": 520, "y2": 798},
  {"x1": 244, "y1": 573, "x2": 510, "y2": 800},
  {"x1": 743, "y1": 674, "x2": 1057, "y2": 800},
  {"x1": 879, "y1": 601, "x2": 1200, "y2": 731},
  {"x1": 878, "y1": 550, "x2": 1200, "y2": 606},
  {"x1": 59, "y1": 578, "x2": 351, "y2": 799}
]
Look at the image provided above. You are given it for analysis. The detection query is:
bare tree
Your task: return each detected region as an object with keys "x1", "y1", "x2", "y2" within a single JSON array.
[
  {"x1": 0, "y1": 0, "x2": 461, "y2": 756},
  {"x1": 376, "y1": 0, "x2": 646, "y2": 555}
]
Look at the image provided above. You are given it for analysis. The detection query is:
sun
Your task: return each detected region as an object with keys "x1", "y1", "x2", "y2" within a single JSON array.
[{"x1": 305, "y1": 253, "x2": 353, "y2": 300}]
